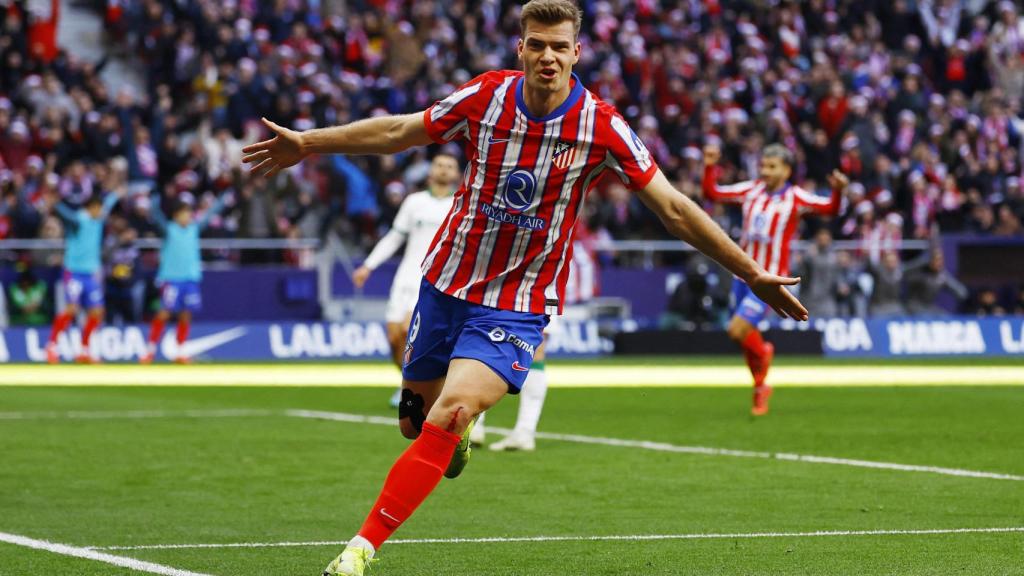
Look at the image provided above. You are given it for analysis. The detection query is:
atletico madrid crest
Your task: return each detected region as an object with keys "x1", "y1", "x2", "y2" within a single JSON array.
[{"x1": 551, "y1": 140, "x2": 576, "y2": 170}]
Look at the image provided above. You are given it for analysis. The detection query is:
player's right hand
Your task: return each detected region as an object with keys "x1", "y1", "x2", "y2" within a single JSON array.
[
  {"x1": 702, "y1": 145, "x2": 720, "y2": 166},
  {"x1": 352, "y1": 266, "x2": 371, "y2": 289},
  {"x1": 748, "y1": 271, "x2": 809, "y2": 321},
  {"x1": 241, "y1": 118, "x2": 307, "y2": 178}
]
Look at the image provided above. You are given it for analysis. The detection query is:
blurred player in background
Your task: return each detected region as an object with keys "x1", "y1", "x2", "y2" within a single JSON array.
[
  {"x1": 702, "y1": 143, "x2": 847, "y2": 415},
  {"x1": 351, "y1": 153, "x2": 459, "y2": 407},
  {"x1": 46, "y1": 190, "x2": 122, "y2": 363},
  {"x1": 140, "y1": 192, "x2": 228, "y2": 364},
  {"x1": 243, "y1": 2, "x2": 807, "y2": 574}
]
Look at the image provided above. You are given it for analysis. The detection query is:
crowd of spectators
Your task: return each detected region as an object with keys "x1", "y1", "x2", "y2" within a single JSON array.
[{"x1": 2, "y1": 0, "x2": 1024, "y2": 323}]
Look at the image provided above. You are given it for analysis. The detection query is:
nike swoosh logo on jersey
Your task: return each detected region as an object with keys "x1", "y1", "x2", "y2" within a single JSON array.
[
  {"x1": 511, "y1": 361, "x2": 529, "y2": 372},
  {"x1": 488, "y1": 136, "x2": 511, "y2": 144},
  {"x1": 169, "y1": 326, "x2": 248, "y2": 359}
]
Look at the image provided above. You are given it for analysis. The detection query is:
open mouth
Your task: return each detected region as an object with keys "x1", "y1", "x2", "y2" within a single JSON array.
[{"x1": 540, "y1": 68, "x2": 558, "y2": 80}]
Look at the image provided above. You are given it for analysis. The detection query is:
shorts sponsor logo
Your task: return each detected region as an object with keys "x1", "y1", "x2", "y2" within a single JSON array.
[
  {"x1": 488, "y1": 327, "x2": 536, "y2": 356},
  {"x1": 511, "y1": 361, "x2": 529, "y2": 372}
]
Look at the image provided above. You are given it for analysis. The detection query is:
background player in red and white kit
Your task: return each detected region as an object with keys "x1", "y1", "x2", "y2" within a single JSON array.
[
  {"x1": 351, "y1": 153, "x2": 459, "y2": 407},
  {"x1": 702, "y1": 143, "x2": 848, "y2": 415},
  {"x1": 242, "y1": 2, "x2": 808, "y2": 574}
]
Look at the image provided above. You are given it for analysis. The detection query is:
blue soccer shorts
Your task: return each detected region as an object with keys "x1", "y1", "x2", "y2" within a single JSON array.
[
  {"x1": 159, "y1": 280, "x2": 202, "y2": 313},
  {"x1": 730, "y1": 277, "x2": 769, "y2": 325},
  {"x1": 402, "y1": 278, "x2": 548, "y2": 393},
  {"x1": 63, "y1": 270, "x2": 104, "y2": 309}
]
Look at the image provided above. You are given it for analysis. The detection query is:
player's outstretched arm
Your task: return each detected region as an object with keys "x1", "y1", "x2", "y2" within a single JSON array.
[
  {"x1": 636, "y1": 169, "x2": 809, "y2": 321},
  {"x1": 700, "y1": 144, "x2": 754, "y2": 204},
  {"x1": 241, "y1": 112, "x2": 433, "y2": 178}
]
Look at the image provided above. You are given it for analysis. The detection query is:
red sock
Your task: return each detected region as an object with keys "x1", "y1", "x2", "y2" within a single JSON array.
[
  {"x1": 149, "y1": 317, "x2": 166, "y2": 346},
  {"x1": 357, "y1": 422, "x2": 460, "y2": 549},
  {"x1": 82, "y1": 315, "x2": 101, "y2": 347},
  {"x1": 49, "y1": 312, "x2": 73, "y2": 345},
  {"x1": 741, "y1": 329, "x2": 766, "y2": 373},
  {"x1": 176, "y1": 319, "x2": 190, "y2": 345}
]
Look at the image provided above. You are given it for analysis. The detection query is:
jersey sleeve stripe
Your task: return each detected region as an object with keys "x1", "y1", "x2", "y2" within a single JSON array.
[
  {"x1": 441, "y1": 118, "x2": 470, "y2": 142},
  {"x1": 792, "y1": 186, "x2": 831, "y2": 205},
  {"x1": 429, "y1": 82, "x2": 483, "y2": 123},
  {"x1": 609, "y1": 114, "x2": 653, "y2": 172},
  {"x1": 717, "y1": 180, "x2": 759, "y2": 195}
]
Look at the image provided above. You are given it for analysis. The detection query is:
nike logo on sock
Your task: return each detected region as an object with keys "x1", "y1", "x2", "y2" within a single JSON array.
[{"x1": 379, "y1": 508, "x2": 401, "y2": 523}]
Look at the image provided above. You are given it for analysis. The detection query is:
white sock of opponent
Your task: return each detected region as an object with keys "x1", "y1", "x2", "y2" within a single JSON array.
[{"x1": 514, "y1": 365, "x2": 548, "y2": 437}]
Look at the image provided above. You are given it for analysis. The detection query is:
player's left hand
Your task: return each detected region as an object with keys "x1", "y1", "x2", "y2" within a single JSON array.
[
  {"x1": 826, "y1": 169, "x2": 849, "y2": 191},
  {"x1": 749, "y1": 271, "x2": 809, "y2": 321},
  {"x1": 241, "y1": 118, "x2": 307, "y2": 177}
]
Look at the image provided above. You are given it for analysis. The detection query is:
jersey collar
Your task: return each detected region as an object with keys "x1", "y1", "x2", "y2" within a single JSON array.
[{"x1": 515, "y1": 72, "x2": 584, "y2": 123}]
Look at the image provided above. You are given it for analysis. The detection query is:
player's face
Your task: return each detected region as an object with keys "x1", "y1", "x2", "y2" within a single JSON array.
[
  {"x1": 174, "y1": 208, "x2": 193, "y2": 227},
  {"x1": 428, "y1": 155, "x2": 460, "y2": 189},
  {"x1": 518, "y1": 20, "x2": 580, "y2": 94},
  {"x1": 759, "y1": 156, "x2": 791, "y2": 190}
]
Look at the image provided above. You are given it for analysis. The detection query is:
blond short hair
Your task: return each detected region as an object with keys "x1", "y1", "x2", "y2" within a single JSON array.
[{"x1": 520, "y1": 0, "x2": 582, "y2": 39}]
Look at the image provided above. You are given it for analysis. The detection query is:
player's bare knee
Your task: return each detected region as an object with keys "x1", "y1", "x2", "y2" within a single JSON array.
[{"x1": 428, "y1": 401, "x2": 475, "y2": 435}]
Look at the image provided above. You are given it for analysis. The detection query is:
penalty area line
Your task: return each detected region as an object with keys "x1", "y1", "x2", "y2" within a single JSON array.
[
  {"x1": 90, "y1": 526, "x2": 1024, "y2": 551},
  {"x1": 0, "y1": 531, "x2": 215, "y2": 576}
]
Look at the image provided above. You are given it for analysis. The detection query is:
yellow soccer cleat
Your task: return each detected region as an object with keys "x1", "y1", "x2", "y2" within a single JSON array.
[
  {"x1": 322, "y1": 545, "x2": 374, "y2": 576},
  {"x1": 444, "y1": 415, "x2": 477, "y2": 479}
]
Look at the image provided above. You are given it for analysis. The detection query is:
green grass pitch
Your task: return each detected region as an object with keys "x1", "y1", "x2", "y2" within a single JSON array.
[{"x1": 1, "y1": 357, "x2": 1023, "y2": 575}]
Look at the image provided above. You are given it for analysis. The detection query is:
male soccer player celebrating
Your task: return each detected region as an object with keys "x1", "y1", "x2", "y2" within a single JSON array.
[
  {"x1": 46, "y1": 191, "x2": 122, "y2": 364},
  {"x1": 243, "y1": 2, "x2": 808, "y2": 573},
  {"x1": 702, "y1": 143, "x2": 847, "y2": 415},
  {"x1": 140, "y1": 193, "x2": 228, "y2": 364},
  {"x1": 351, "y1": 153, "x2": 459, "y2": 407}
]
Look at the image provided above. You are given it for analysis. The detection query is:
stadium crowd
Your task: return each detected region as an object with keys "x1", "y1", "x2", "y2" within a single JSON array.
[{"x1": 2, "y1": 0, "x2": 1024, "y2": 324}]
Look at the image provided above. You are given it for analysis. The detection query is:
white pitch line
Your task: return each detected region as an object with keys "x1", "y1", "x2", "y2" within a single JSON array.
[
  {"x1": 0, "y1": 531, "x2": 214, "y2": 576},
  {"x1": 0, "y1": 409, "x2": 275, "y2": 421},
  {"x1": 90, "y1": 526, "x2": 1024, "y2": 551},
  {"x1": 286, "y1": 409, "x2": 1024, "y2": 482},
  {"x1": 4, "y1": 408, "x2": 1019, "y2": 482}
]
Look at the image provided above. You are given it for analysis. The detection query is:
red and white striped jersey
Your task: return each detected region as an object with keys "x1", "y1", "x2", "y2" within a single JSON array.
[
  {"x1": 702, "y1": 165, "x2": 840, "y2": 276},
  {"x1": 421, "y1": 70, "x2": 658, "y2": 315}
]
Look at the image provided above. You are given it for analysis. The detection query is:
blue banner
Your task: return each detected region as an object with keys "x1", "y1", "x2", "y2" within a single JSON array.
[
  {"x1": 774, "y1": 316, "x2": 1024, "y2": 357},
  {"x1": 0, "y1": 319, "x2": 616, "y2": 363}
]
